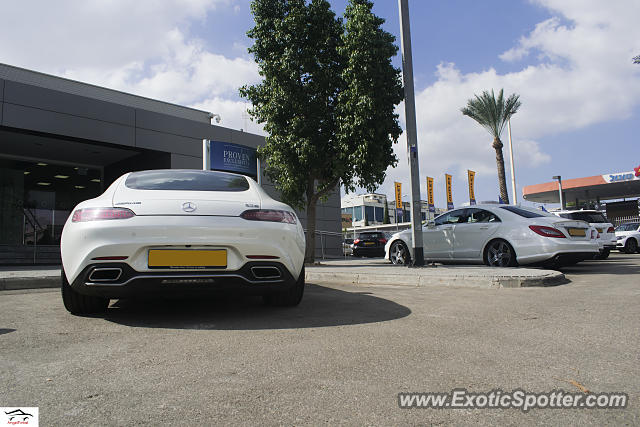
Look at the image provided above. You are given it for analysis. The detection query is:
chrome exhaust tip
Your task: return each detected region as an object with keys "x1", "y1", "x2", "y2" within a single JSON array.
[
  {"x1": 250, "y1": 266, "x2": 282, "y2": 280},
  {"x1": 88, "y1": 268, "x2": 123, "y2": 282}
]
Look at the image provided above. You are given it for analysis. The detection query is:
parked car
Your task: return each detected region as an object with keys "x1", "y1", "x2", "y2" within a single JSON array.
[
  {"x1": 615, "y1": 222, "x2": 640, "y2": 253},
  {"x1": 551, "y1": 209, "x2": 616, "y2": 259},
  {"x1": 385, "y1": 205, "x2": 598, "y2": 267},
  {"x1": 60, "y1": 169, "x2": 306, "y2": 315},
  {"x1": 343, "y1": 238, "x2": 354, "y2": 256},
  {"x1": 352, "y1": 232, "x2": 387, "y2": 257}
]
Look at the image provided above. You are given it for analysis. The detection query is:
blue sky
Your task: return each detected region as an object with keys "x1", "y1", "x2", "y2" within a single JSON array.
[{"x1": 2, "y1": 0, "x2": 639, "y2": 208}]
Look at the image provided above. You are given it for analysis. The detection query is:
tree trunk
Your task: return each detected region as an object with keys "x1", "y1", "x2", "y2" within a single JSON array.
[
  {"x1": 493, "y1": 137, "x2": 510, "y2": 204},
  {"x1": 304, "y1": 193, "x2": 318, "y2": 264}
]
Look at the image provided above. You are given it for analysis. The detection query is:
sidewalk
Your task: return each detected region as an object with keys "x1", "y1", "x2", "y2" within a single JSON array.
[
  {"x1": 306, "y1": 259, "x2": 567, "y2": 288},
  {"x1": 0, "y1": 259, "x2": 566, "y2": 291}
]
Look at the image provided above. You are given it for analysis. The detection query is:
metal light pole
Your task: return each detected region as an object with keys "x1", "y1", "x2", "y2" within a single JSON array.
[
  {"x1": 398, "y1": 0, "x2": 424, "y2": 266},
  {"x1": 507, "y1": 118, "x2": 517, "y2": 204},
  {"x1": 552, "y1": 175, "x2": 564, "y2": 209}
]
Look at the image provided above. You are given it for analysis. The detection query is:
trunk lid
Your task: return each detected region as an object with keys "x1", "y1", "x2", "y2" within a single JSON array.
[
  {"x1": 113, "y1": 186, "x2": 261, "y2": 217},
  {"x1": 547, "y1": 219, "x2": 592, "y2": 240}
]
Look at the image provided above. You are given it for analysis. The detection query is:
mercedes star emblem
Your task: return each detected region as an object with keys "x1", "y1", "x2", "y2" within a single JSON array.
[{"x1": 182, "y1": 202, "x2": 197, "y2": 213}]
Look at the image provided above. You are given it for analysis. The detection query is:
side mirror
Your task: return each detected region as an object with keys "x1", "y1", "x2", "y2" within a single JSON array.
[{"x1": 427, "y1": 221, "x2": 436, "y2": 229}]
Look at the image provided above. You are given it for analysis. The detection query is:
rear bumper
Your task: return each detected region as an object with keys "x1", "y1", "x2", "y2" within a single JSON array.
[
  {"x1": 352, "y1": 246, "x2": 385, "y2": 256},
  {"x1": 531, "y1": 252, "x2": 597, "y2": 267},
  {"x1": 70, "y1": 261, "x2": 297, "y2": 298},
  {"x1": 61, "y1": 215, "x2": 305, "y2": 284}
]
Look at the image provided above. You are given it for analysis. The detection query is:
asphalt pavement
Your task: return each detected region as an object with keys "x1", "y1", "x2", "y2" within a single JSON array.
[{"x1": 1, "y1": 252, "x2": 639, "y2": 425}]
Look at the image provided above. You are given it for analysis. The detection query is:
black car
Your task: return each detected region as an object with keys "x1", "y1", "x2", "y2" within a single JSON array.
[{"x1": 352, "y1": 232, "x2": 387, "y2": 257}]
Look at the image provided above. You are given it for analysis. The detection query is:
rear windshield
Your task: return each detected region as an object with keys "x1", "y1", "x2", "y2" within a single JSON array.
[
  {"x1": 125, "y1": 170, "x2": 250, "y2": 192},
  {"x1": 499, "y1": 206, "x2": 545, "y2": 218},
  {"x1": 560, "y1": 212, "x2": 608, "y2": 223},
  {"x1": 358, "y1": 233, "x2": 383, "y2": 239}
]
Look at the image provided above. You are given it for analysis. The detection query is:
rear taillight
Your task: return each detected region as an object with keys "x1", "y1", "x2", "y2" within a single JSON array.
[
  {"x1": 607, "y1": 226, "x2": 615, "y2": 233},
  {"x1": 529, "y1": 225, "x2": 566, "y2": 238},
  {"x1": 240, "y1": 209, "x2": 297, "y2": 224},
  {"x1": 72, "y1": 208, "x2": 135, "y2": 222},
  {"x1": 379, "y1": 238, "x2": 387, "y2": 244},
  {"x1": 354, "y1": 239, "x2": 361, "y2": 244}
]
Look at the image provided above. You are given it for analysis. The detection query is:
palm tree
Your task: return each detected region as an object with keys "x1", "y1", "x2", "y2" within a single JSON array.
[{"x1": 461, "y1": 89, "x2": 521, "y2": 204}]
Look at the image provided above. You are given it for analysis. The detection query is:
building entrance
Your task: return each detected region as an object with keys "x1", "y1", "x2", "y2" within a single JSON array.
[{"x1": 0, "y1": 157, "x2": 102, "y2": 263}]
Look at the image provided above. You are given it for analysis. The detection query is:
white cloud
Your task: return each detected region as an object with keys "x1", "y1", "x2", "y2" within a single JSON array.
[
  {"x1": 371, "y1": 0, "x2": 640, "y2": 205},
  {"x1": 191, "y1": 97, "x2": 265, "y2": 135},
  {"x1": 0, "y1": 0, "x2": 258, "y2": 130}
]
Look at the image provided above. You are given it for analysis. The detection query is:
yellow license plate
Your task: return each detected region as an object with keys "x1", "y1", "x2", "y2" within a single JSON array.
[
  {"x1": 568, "y1": 228, "x2": 586, "y2": 237},
  {"x1": 364, "y1": 242, "x2": 375, "y2": 246},
  {"x1": 148, "y1": 249, "x2": 227, "y2": 268},
  {"x1": 596, "y1": 228, "x2": 603, "y2": 233}
]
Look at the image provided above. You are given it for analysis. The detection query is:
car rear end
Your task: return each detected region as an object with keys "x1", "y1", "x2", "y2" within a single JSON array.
[
  {"x1": 352, "y1": 232, "x2": 387, "y2": 257},
  {"x1": 61, "y1": 170, "x2": 305, "y2": 299},
  {"x1": 555, "y1": 210, "x2": 616, "y2": 257},
  {"x1": 500, "y1": 207, "x2": 598, "y2": 266}
]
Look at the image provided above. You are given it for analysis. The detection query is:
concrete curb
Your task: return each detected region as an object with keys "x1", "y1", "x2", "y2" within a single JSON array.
[
  {"x1": 305, "y1": 267, "x2": 567, "y2": 289},
  {"x1": 0, "y1": 276, "x2": 60, "y2": 291},
  {"x1": 0, "y1": 266, "x2": 567, "y2": 291}
]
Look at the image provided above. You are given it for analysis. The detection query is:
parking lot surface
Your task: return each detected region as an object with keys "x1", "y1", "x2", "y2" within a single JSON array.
[{"x1": 1, "y1": 253, "x2": 639, "y2": 425}]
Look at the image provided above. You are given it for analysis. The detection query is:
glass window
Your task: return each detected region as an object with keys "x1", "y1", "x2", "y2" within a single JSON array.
[
  {"x1": 353, "y1": 206, "x2": 363, "y2": 221},
  {"x1": 617, "y1": 222, "x2": 640, "y2": 231},
  {"x1": 375, "y1": 207, "x2": 384, "y2": 222},
  {"x1": 357, "y1": 232, "x2": 384, "y2": 240},
  {"x1": 365, "y1": 206, "x2": 375, "y2": 222},
  {"x1": 467, "y1": 208, "x2": 501, "y2": 223},
  {"x1": 565, "y1": 212, "x2": 608, "y2": 223},
  {"x1": 500, "y1": 206, "x2": 546, "y2": 218},
  {"x1": 125, "y1": 170, "x2": 249, "y2": 192},
  {"x1": 435, "y1": 209, "x2": 467, "y2": 225},
  {"x1": 0, "y1": 156, "x2": 101, "y2": 247}
]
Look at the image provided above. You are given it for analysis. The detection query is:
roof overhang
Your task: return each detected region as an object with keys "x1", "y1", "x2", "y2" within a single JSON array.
[{"x1": 523, "y1": 170, "x2": 640, "y2": 203}]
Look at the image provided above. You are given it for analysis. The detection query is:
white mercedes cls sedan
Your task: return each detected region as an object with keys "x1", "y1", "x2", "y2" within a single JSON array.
[
  {"x1": 61, "y1": 169, "x2": 306, "y2": 315},
  {"x1": 385, "y1": 205, "x2": 599, "y2": 268}
]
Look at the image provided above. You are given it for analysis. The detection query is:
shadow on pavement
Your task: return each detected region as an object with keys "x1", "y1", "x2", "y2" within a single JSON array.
[
  {"x1": 102, "y1": 283, "x2": 411, "y2": 330},
  {"x1": 559, "y1": 253, "x2": 640, "y2": 276},
  {"x1": 0, "y1": 328, "x2": 16, "y2": 335}
]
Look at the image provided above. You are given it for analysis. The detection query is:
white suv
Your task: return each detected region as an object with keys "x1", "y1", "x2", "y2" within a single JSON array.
[
  {"x1": 552, "y1": 210, "x2": 616, "y2": 259},
  {"x1": 615, "y1": 222, "x2": 640, "y2": 253}
]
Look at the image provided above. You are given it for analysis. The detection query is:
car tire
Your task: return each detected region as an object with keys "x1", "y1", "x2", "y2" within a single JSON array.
[
  {"x1": 595, "y1": 249, "x2": 610, "y2": 260},
  {"x1": 389, "y1": 240, "x2": 411, "y2": 265},
  {"x1": 263, "y1": 267, "x2": 305, "y2": 307},
  {"x1": 61, "y1": 269, "x2": 109, "y2": 315},
  {"x1": 624, "y1": 238, "x2": 638, "y2": 254},
  {"x1": 484, "y1": 239, "x2": 518, "y2": 267}
]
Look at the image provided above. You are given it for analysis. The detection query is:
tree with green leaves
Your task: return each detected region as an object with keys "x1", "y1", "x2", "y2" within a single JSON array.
[
  {"x1": 383, "y1": 203, "x2": 390, "y2": 224},
  {"x1": 461, "y1": 89, "x2": 521, "y2": 204},
  {"x1": 241, "y1": 0, "x2": 403, "y2": 262},
  {"x1": 633, "y1": 55, "x2": 640, "y2": 64}
]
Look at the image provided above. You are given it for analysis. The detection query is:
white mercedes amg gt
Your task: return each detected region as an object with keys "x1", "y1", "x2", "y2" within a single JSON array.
[
  {"x1": 385, "y1": 205, "x2": 599, "y2": 268},
  {"x1": 60, "y1": 169, "x2": 306, "y2": 315}
]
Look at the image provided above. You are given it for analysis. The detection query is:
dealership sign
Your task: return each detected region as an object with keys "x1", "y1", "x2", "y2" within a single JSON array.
[{"x1": 210, "y1": 141, "x2": 257, "y2": 177}]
